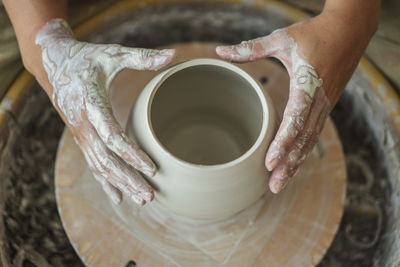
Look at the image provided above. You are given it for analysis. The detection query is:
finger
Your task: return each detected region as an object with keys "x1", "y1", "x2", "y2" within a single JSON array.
[
  {"x1": 216, "y1": 29, "x2": 285, "y2": 62},
  {"x1": 265, "y1": 87, "x2": 313, "y2": 171},
  {"x1": 81, "y1": 128, "x2": 154, "y2": 205},
  {"x1": 285, "y1": 108, "x2": 328, "y2": 174},
  {"x1": 268, "y1": 95, "x2": 329, "y2": 194},
  {"x1": 87, "y1": 132, "x2": 154, "y2": 204},
  {"x1": 266, "y1": 64, "x2": 324, "y2": 170},
  {"x1": 121, "y1": 48, "x2": 176, "y2": 71},
  {"x1": 84, "y1": 81, "x2": 156, "y2": 177},
  {"x1": 269, "y1": 164, "x2": 290, "y2": 194},
  {"x1": 107, "y1": 160, "x2": 154, "y2": 205},
  {"x1": 80, "y1": 141, "x2": 123, "y2": 204},
  {"x1": 268, "y1": 127, "x2": 319, "y2": 194},
  {"x1": 287, "y1": 88, "x2": 330, "y2": 171},
  {"x1": 97, "y1": 174, "x2": 123, "y2": 204},
  {"x1": 269, "y1": 135, "x2": 317, "y2": 194},
  {"x1": 101, "y1": 46, "x2": 175, "y2": 78},
  {"x1": 101, "y1": 47, "x2": 175, "y2": 88}
]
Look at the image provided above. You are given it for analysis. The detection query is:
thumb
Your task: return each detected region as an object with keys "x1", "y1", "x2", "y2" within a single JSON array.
[
  {"x1": 119, "y1": 47, "x2": 176, "y2": 71},
  {"x1": 102, "y1": 47, "x2": 176, "y2": 88},
  {"x1": 216, "y1": 29, "x2": 285, "y2": 63}
]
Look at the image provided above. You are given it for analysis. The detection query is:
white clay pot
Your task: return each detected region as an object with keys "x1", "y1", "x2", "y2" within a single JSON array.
[{"x1": 127, "y1": 58, "x2": 277, "y2": 219}]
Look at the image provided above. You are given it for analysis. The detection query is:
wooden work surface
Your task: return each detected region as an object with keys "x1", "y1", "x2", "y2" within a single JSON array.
[{"x1": 55, "y1": 43, "x2": 346, "y2": 266}]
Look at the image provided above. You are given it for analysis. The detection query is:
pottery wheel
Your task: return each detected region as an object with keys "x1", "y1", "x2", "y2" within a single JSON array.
[{"x1": 55, "y1": 43, "x2": 346, "y2": 266}]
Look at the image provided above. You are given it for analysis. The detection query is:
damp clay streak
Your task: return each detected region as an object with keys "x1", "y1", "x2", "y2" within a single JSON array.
[{"x1": 55, "y1": 43, "x2": 346, "y2": 266}]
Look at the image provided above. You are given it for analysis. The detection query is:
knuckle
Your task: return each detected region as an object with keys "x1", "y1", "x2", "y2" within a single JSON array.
[
  {"x1": 293, "y1": 115, "x2": 306, "y2": 131},
  {"x1": 288, "y1": 149, "x2": 301, "y2": 165},
  {"x1": 280, "y1": 166, "x2": 291, "y2": 179},
  {"x1": 284, "y1": 117, "x2": 300, "y2": 139},
  {"x1": 283, "y1": 112, "x2": 306, "y2": 133}
]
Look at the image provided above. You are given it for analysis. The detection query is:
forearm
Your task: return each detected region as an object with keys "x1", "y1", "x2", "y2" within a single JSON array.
[
  {"x1": 323, "y1": 0, "x2": 380, "y2": 37},
  {"x1": 3, "y1": 0, "x2": 67, "y2": 94}
]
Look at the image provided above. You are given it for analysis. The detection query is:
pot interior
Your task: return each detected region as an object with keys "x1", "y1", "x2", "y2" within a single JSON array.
[{"x1": 150, "y1": 64, "x2": 264, "y2": 165}]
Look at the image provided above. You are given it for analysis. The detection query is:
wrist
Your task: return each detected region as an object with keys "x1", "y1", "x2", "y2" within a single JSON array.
[
  {"x1": 35, "y1": 18, "x2": 75, "y2": 41},
  {"x1": 20, "y1": 18, "x2": 74, "y2": 77},
  {"x1": 23, "y1": 19, "x2": 75, "y2": 97}
]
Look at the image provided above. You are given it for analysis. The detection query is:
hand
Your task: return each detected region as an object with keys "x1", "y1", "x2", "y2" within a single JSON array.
[
  {"x1": 216, "y1": 12, "x2": 377, "y2": 193},
  {"x1": 36, "y1": 19, "x2": 175, "y2": 205}
]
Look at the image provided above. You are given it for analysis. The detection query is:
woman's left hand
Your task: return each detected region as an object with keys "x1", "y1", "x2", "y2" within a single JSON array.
[{"x1": 216, "y1": 9, "x2": 378, "y2": 193}]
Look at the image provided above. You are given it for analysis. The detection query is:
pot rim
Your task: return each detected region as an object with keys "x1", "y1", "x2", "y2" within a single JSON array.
[{"x1": 146, "y1": 58, "x2": 270, "y2": 170}]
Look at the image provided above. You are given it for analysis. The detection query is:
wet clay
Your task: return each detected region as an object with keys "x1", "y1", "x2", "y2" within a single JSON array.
[{"x1": 129, "y1": 59, "x2": 277, "y2": 219}]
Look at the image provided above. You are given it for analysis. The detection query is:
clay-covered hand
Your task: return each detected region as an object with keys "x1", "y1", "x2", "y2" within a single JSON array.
[
  {"x1": 216, "y1": 13, "x2": 375, "y2": 193},
  {"x1": 36, "y1": 18, "x2": 175, "y2": 205}
]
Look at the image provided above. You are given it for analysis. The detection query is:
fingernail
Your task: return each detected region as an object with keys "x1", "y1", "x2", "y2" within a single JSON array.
[
  {"x1": 270, "y1": 179, "x2": 287, "y2": 194},
  {"x1": 141, "y1": 162, "x2": 156, "y2": 177},
  {"x1": 139, "y1": 190, "x2": 154, "y2": 202},
  {"x1": 266, "y1": 158, "x2": 279, "y2": 171},
  {"x1": 154, "y1": 56, "x2": 170, "y2": 66},
  {"x1": 108, "y1": 189, "x2": 122, "y2": 204},
  {"x1": 266, "y1": 141, "x2": 282, "y2": 170},
  {"x1": 132, "y1": 194, "x2": 145, "y2": 206},
  {"x1": 159, "y1": 49, "x2": 175, "y2": 56},
  {"x1": 102, "y1": 183, "x2": 122, "y2": 204},
  {"x1": 110, "y1": 194, "x2": 122, "y2": 205},
  {"x1": 149, "y1": 50, "x2": 175, "y2": 70},
  {"x1": 216, "y1": 46, "x2": 231, "y2": 55},
  {"x1": 136, "y1": 150, "x2": 157, "y2": 176}
]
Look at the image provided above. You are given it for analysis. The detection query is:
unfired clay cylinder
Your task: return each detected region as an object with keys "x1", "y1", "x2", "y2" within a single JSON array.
[{"x1": 128, "y1": 59, "x2": 277, "y2": 219}]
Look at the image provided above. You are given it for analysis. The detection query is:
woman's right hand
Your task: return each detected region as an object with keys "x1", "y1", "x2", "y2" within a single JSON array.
[{"x1": 36, "y1": 18, "x2": 176, "y2": 206}]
